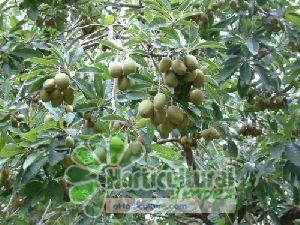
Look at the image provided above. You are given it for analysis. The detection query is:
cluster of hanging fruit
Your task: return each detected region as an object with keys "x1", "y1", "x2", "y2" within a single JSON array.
[
  {"x1": 108, "y1": 58, "x2": 137, "y2": 91},
  {"x1": 229, "y1": 0, "x2": 249, "y2": 13},
  {"x1": 40, "y1": 73, "x2": 74, "y2": 107},
  {"x1": 237, "y1": 125, "x2": 262, "y2": 137},
  {"x1": 159, "y1": 55, "x2": 205, "y2": 107},
  {"x1": 138, "y1": 93, "x2": 196, "y2": 139},
  {"x1": 252, "y1": 96, "x2": 285, "y2": 112},
  {"x1": 200, "y1": 127, "x2": 220, "y2": 141}
]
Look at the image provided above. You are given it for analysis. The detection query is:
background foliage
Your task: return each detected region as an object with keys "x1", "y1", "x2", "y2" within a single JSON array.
[{"x1": 0, "y1": 0, "x2": 300, "y2": 224}]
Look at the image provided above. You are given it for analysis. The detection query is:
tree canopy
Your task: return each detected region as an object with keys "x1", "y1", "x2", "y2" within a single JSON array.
[{"x1": 0, "y1": 0, "x2": 300, "y2": 224}]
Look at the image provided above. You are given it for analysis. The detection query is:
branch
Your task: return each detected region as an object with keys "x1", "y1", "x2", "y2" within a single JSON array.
[
  {"x1": 156, "y1": 138, "x2": 179, "y2": 144},
  {"x1": 1, "y1": 4, "x2": 18, "y2": 13},
  {"x1": 119, "y1": 2, "x2": 143, "y2": 9},
  {"x1": 37, "y1": 199, "x2": 52, "y2": 225}
]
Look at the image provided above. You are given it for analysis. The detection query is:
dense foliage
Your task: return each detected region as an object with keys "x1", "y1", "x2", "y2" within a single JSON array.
[{"x1": 0, "y1": 0, "x2": 299, "y2": 224}]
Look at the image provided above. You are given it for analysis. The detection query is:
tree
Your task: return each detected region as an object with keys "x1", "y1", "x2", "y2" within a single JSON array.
[{"x1": 0, "y1": 0, "x2": 299, "y2": 224}]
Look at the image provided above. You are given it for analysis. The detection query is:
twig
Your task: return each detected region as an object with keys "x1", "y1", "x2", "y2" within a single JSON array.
[
  {"x1": 157, "y1": 138, "x2": 179, "y2": 144},
  {"x1": 37, "y1": 199, "x2": 52, "y2": 225},
  {"x1": 119, "y1": 2, "x2": 143, "y2": 9}
]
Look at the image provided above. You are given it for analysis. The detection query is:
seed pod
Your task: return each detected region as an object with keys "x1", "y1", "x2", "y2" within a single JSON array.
[{"x1": 159, "y1": 57, "x2": 172, "y2": 73}]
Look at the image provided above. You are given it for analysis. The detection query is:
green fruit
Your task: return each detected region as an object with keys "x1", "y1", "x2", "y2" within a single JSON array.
[
  {"x1": 177, "y1": 113, "x2": 189, "y2": 131},
  {"x1": 138, "y1": 100, "x2": 154, "y2": 118},
  {"x1": 43, "y1": 79, "x2": 55, "y2": 92},
  {"x1": 157, "y1": 120, "x2": 174, "y2": 139},
  {"x1": 63, "y1": 87, "x2": 74, "y2": 105},
  {"x1": 122, "y1": 58, "x2": 137, "y2": 76},
  {"x1": 93, "y1": 147, "x2": 107, "y2": 163},
  {"x1": 128, "y1": 142, "x2": 143, "y2": 156},
  {"x1": 44, "y1": 113, "x2": 53, "y2": 123},
  {"x1": 54, "y1": 73, "x2": 70, "y2": 89},
  {"x1": 152, "y1": 108, "x2": 166, "y2": 126},
  {"x1": 51, "y1": 97, "x2": 63, "y2": 107},
  {"x1": 16, "y1": 114, "x2": 25, "y2": 122},
  {"x1": 50, "y1": 89, "x2": 63, "y2": 99},
  {"x1": 184, "y1": 55, "x2": 198, "y2": 71},
  {"x1": 181, "y1": 136, "x2": 193, "y2": 147},
  {"x1": 189, "y1": 89, "x2": 203, "y2": 106},
  {"x1": 201, "y1": 128, "x2": 220, "y2": 141},
  {"x1": 65, "y1": 136, "x2": 75, "y2": 148},
  {"x1": 110, "y1": 135, "x2": 125, "y2": 164},
  {"x1": 166, "y1": 106, "x2": 183, "y2": 125},
  {"x1": 171, "y1": 59, "x2": 187, "y2": 75},
  {"x1": 193, "y1": 70, "x2": 205, "y2": 87},
  {"x1": 119, "y1": 149, "x2": 131, "y2": 166},
  {"x1": 109, "y1": 61, "x2": 123, "y2": 78},
  {"x1": 163, "y1": 71, "x2": 178, "y2": 88},
  {"x1": 159, "y1": 57, "x2": 172, "y2": 73},
  {"x1": 184, "y1": 70, "x2": 197, "y2": 82},
  {"x1": 62, "y1": 154, "x2": 73, "y2": 168},
  {"x1": 153, "y1": 93, "x2": 166, "y2": 110},
  {"x1": 229, "y1": 0, "x2": 238, "y2": 10},
  {"x1": 66, "y1": 105, "x2": 73, "y2": 112},
  {"x1": 117, "y1": 77, "x2": 130, "y2": 91},
  {"x1": 40, "y1": 89, "x2": 51, "y2": 102}
]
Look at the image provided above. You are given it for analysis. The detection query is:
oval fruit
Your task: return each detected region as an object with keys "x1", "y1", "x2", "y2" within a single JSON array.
[
  {"x1": 184, "y1": 70, "x2": 197, "y2": 82},
  {"x1": 201, "y1": 128, "x2": 220, "y2": 141},
  {"x1": 44, "y1": 113, "x2": 53, "y2": 123},
  {"x1": 152, "y1": 108, "x2": 166, "y2": 126},
  {"x1": 54, "y1": 73, "x2": 70, "y2": 89},
  {"x1": 118, "y1": 77, "x2": 130, "y2": 91},
  {"x1": 65, "y1": 136, "x2": 75, "y2": 148},
  {"x1": 166, "y1": 106, "x2": 183, "y2": 125},
  {"x1": 66, "y1": 105, "x2": 73, "y2": 112},
  {"x1": 171, "y1": 59, "x2": 187, "y2": 75},
  {"x1": 193, "y1": 70, "x2": 205, "y2": 88},
  {"x1": 184, "y1": 55, "x2": 198, "y2": 71},
  {"x1": 138, "y1": 100, "x2": 154, "y2": 118},
  {"x1": 153, "y1": 93, "x2": 166, "y2": 110},
  {"x1": 43, "y1": 79, "x2": 55, "y2": 92},
  {"x1": 128, "y1": 142, "x2": 143, "y2": 156},
  {"x1": 40, "y1": 89, "x2": 51, "y2": 102},
  {"x1": 122, "y1": 58, "x2": 137, "y2": 76},
  {"x1": 189, "y1": 89, "x2": 203, "y2": 106},
  {"x1": 163, "y1": 71, "x2": 178, "y2": 88},
  {"x1": 109, "y1": 61, "x2": 123, "y2": 78},
  {"x1": 51, "y1": 97, "x2": 63, "y2": 107},
  {"x1": 159, "y1": 57, "x2": 172, "y2": 73},
  {"x1": 50, "y1": 89, "x2": 63, "y2": 99}
]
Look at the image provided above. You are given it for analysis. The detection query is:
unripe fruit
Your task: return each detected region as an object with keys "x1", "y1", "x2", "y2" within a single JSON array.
[
  {"x1": 184, "y1": 70, "x2": 197, "y2": 82},
  {"x1": 163, "y1": 71, "x2": 178, "y2": 88},
  {"x1": 122, "y1": 58, "x2": 137, "y2": 76},
  {"x1": 152, "y1": 108, "x2": 166, "y2": 126},
  {"x1": 43, "y1": 79, "x2": 55, "y2": 92},
  {"x1": 44, "y1": 113, "x2": 53, "y2": 123},
  {"x1": 16, "y1": 114, "x2": 25, "y2": 122},
  {"x1": 166, "y1": 106, "x2": 183, "y2": 125},
  {"x1": 50, "y1": 89, "x2": 63, "y2": 99},
  {"x1": 189, "y1": 89, "x2": 203, "y2": 106},
  {"x1": 66, "y1": 105, "x2": 73, "y2": 112},
  {"x1": 172, "y1": 60, "x2": 187, "y2": 75},
  {"x1": 153, "y1": 93, "x2": 166, "y2": 110},
  {"x1": 193, "y1": 70, "x2": 205, "y2": 87},
  {"x1": 11, "y1": 117, "x2": 18, "y2": 127},
  {"x1": 157, "y1": 121, "x2": 173, "y2": 139},
  {"x1": 177, "y1": 113, "x2": 189, "y2": 131},
  {"x1": 40, "y1": 89, "x2": 51, "y2": 102},
  {"x1": 181, "y1": 136, "x2": 193, "y2": 147},
  {"x1": 201, "y1": 128, "x2": 220, "y2": 141},
  {"x1": 62, "y1": 87, "x2": 74, "y2": 97},
  {"x1": 184, "y1": 55, "x2": 198, "y2": 71},
  {"x1": 54, "y1": 73, "x2": 70, "y2": 89},
  {"x1": 159, "y1": 57, "x2": 172, "y2": 73},
  {"x1": 93, "y1": 147, "x2": 107, "y2": 163},
  {"x1": 200, "y1": 13, "x2": 208, "y2": 22},
  {"x1": 110, "y1": 135, "x2": 124, "y2": 164},
  {"x1": 138, "y1": 100, "x2": 154, "y2": 118},
  {"x1": 65, "y1": 136, "x2": 75, "y2": 148},
  {"x1": 109, "y1": 61, "x2": 123, "y2": 78},
  {"x1": 128, "y1": 142, "x2": 143, "y2": 156},
  {"x1": 51, "y1": 97, "x2": 63, "y2": 107},
  {"x1": 118, "y1": 77, "x2": 130, "y2": 91}
]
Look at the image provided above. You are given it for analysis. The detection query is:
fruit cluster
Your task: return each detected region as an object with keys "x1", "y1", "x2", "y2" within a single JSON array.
[
  {"x1": 159, "y1": 55, "x2": 205, "y2": 107},
  {"x1": 108, "y1": 58, "x2": 137, "y2": 91},
  {"x1": 252, "y1": 96, "x2": 284, "y2": 111},
  {"x1": 40, "y1": 73, "x2": 74, "y2": 107},
  {"x1": 201, "y1": 127, "x2": 220, "y2": 141},
  {"x1": 237, "y1": 125, "x2": 262, "y2": 137},
  {"x1": 138, "y1": 93, "x2": 195, "y2": 138},
  {"x1": 230, "y1": 0, "x2": 249, "y2": 13},
  {"x1": 10, "y1": 113, "x2": 25, "y2": 127}
]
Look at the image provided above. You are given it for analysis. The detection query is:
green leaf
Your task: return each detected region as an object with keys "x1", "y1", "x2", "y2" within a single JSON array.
[
  {"x1": 0, "y1": 143, "x2": 23, "y2": 158},
  {"x1": 94, "y1": 73, "x2": 103, "y2": 98},
  {"x1": 246, "y1": 37, "x2": 259, "y2": 55},
  {"x1": 24, "y1": 57, "x2": 58, "y2": 67},
  {"x1": 195, "y1": 41, "x2": 226, "y2": 50},
  {"x1": 285, "y1": 6, "x2": 300, "y2": 27},
  {"x1": 100, "y1": 114, "x2": 126, "y2": 122},
  {"x1": 99, "y1": 39, "x2": 118, "y2": 50},
  {"x1": 220, "y1": 55, "x2": 240, "y2": 81},
  {"x1": 73, "y1": 76, "x2": 96, "y2": 99},
  {"x1": 22, "y1": 157, "x2": 48, "y2": 184},
  {"x1": 11, "y1": 48, "x2": 43, "y2": 58},
  {"x1": 285, "y1": 144, "x2": 300, "y2": 167},
  {"x1": 69, "y1": 180, "x2": 99, "y2": 204},
  {"x1": 95, "y1": 52, "x2": 117, "y2": 62},
  {"x1": 103, "y1": 15, "x2": 115, "y2": 25},
  {"x1": 21, "y1": 121, "x2": 58, "y2": 142}
]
